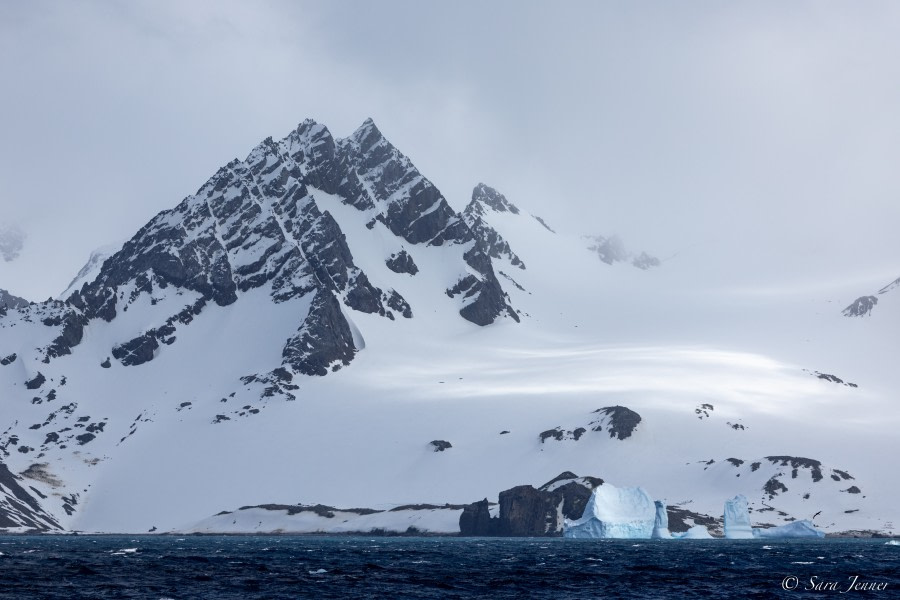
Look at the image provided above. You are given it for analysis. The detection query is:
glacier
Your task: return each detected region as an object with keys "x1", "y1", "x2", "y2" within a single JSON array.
[
  {"x1": 724, "y1": 495, "x2": 754, "y2": 539},
  {"x1": 563, "y1": 484, "x2": 655, "y2": 539}
]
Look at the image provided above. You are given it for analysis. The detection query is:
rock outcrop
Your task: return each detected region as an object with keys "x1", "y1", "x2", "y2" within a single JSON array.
[{"x1": 458, "y1": 472, "x2": 602, "y2": 536}]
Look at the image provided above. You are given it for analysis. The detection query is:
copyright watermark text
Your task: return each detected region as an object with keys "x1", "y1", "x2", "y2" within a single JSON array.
[{"x1": 782, "y1": 575, "x2": 890, "y2": 593}]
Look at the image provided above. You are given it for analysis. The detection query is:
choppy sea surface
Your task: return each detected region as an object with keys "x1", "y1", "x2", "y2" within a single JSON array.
[{"x1": 0, "y1": 535, "x2": 897, "y2": 599}]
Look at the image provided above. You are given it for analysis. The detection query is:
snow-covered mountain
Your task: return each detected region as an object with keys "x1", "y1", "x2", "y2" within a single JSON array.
[
  {"x1": 842, "y1": 275, "x2": 900, "y2": 317},
  {"x1": 0, "y1": 119, "x2": 896, "y2": 536}
]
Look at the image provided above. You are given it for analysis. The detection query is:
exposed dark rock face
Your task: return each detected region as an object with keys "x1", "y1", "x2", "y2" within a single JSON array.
[
  {"x1": 590, "y1": 406, "x2": 642, "y2": 440},
  {"x1": 539, "y1": 428, "x2": 565, "y2": 443},
  {"x1": 531, "y1": 214, "x2": 555, "y2": 233},
  {"x1": 764, "y1": 476, "x2": 789, "y2": 498},
  {"x1": 385, "y1": 249, "x2": 419, "y2": 275},
  {"x1": 0, "y1": 353, "x2": 16, "y2": 366},
  {"x1": 386, "y1": 290, "x2": 412, "y2": 319},
  {"x1": 0, "y1": 289, "x2": 29, "y2": 310},
  {"x1": 1, "y1": 117, "x2": 519, "y2": 405},
  {"x1": 462, "y1": 184, "x2": 525, "y2": 270},
  {"x1": 282, "y1": 291, "x2": 356, "y2": 376},
  {"x1": 666, "y1": 506, "x2": 722, "y2": 535},
  {"x1": 468, "y1": 183, "x2": 521, "y2": 216},
  {"x1": 459, "y1": 472, "x2": 602, "y2": 536},
  {"x1": 42, "y1": 309, "x2": 88, "y2": 361},
  {"x1": 832, "y1": 469, "x2": 854, "y2": 481},
  {"x1": 539, "y1": 407, "x2": 642, "y2": 443},
  {"x1": 496, "y1": 485, "x2": 558, "y2": 536},
  {"x1": 112, "y1": 332, "x2": 159, "y2": 367},
  {"x1": 843, "y1": 295, "x2": 878, "y2": 317},
  {"x1": 0, "y1": 461, "x2": 61, "y2": 531},
  {"x1": 765, "y1": 457, "x2": 824, "y2": 482},
  {"x1": 805, "y1": 370, "x2": 858, "y2": 388},
  {"x1": 459, "y1": 499, "x2": 498, "y2": 536},
  {"x1": 430, "y1": 440, "x2": 452, "y2": 452},
  {"x1": 448, "y1": 269, "x2": 519, "y2": 327},
  {"x1": 25, "y1": 373, "x2": 46, "y2": 390},
  {"x1": 841, "y1": 275, "x2": 899, "y2": 317}
]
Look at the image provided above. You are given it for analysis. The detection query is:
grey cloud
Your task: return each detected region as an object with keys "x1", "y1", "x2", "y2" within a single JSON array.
[{"x1": 0, "y1": 0, "x2": 898, "y2": 299}]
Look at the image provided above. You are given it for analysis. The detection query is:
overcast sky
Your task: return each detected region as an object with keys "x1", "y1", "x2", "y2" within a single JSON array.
[{"x1": 1, "y1": 0, "x2": 898, "y2": 300}]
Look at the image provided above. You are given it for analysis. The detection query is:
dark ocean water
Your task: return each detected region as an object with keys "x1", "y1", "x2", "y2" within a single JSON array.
[{"x1": 0, "y1": 535, "x2": 896, "y2": 599}]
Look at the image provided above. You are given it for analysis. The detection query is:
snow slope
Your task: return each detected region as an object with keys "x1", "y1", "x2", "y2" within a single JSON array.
[{"x1": 0, "y1": 119, "x2": 896, "y2": 536}]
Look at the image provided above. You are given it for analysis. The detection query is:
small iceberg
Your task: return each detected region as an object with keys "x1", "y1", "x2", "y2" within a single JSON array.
[
  {"x1": 672, "y1": 525, "x2": 714, "y2": 539},
  {"x1": 564, "y1": 484, "x2": 655, "y2": 539},
  {"x1": 885, "y1": 540, "x2": 899, "y2": 546},
  {"x1": 753, "y1": 520, "x2": 824, "y2": 539}
]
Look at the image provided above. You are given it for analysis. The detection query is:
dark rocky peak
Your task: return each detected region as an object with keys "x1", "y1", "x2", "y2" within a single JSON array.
[
  {"x1": 842, "y1": 296, "x2": 877, "y2": 317},
  {"x1": 54, "y1": 122, "x2": 417, "y2": 373},
  {"x1": 461, "y1": 185, "x2": 526, "y2": 271},
  {"x1": 0, "y1": 289, "x2": 29, "y2": 310},
  {"x1": 12, "y1": 117, "x2": 514, "y2": 384},
  {"x1": 347, "y1": 117, "x2": 385, "y2": 156},
  {"x1": 466, "y1": 183, "x2": 521, "y2": 217},
  {"x1": 282, "y1": 119, "x2": 336, "y2": 165},
  {"x1": 338, "y1": 121, "x2": 467, "y2": 246},
  {"x1": 842, "y1": 274, "x2": 899, "y2": 317}
]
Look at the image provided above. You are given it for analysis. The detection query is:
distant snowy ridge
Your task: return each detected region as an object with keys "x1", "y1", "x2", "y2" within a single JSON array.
[
  {"x1": 585, "y1": 234, "x2": 660, "y2": 270},
  {"x1": 842, "y1": 274, "x2": 900, "y2": 317}
]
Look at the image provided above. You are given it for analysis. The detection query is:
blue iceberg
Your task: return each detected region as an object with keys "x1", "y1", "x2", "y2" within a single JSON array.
[
  {"x1": 724, "y1": 495, "x2": 754, "y2": 539},
  {"x1": 753, "y1": 520, "x2": 824, "y2": 538},
  {"x1": 563, "y1": 484, "x2": 655, "y2": 539},
  {"x1": 651, "y1": 500, "x2": 671, "y2": 539}
]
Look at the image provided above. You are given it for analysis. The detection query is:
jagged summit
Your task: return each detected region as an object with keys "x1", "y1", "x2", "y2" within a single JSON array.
[
  {"x1": 467, "y1": 183, "x2": 521, "y2": 217},
  {"x1": 462, "y1": 184, "x2": 526, "y2": 271},
  {"x1": 23, "y1": 117, "x2": 519, "y2": 378},
  {"x1": 348, "y1": 117, "x2": 384, "y2": 153}
]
